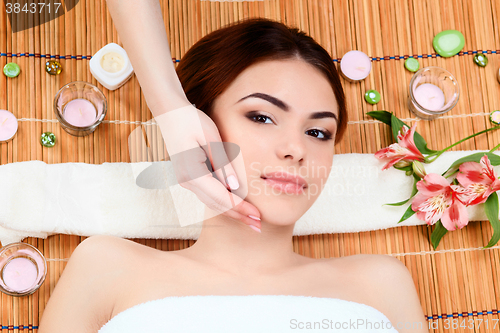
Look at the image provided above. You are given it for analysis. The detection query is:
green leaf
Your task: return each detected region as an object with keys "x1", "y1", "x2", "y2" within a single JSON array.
[
  {"x1": 397, "y1": 204, "x2": 416, "y2": 223},
  {"x1": 368, "y1": 111, "x2": 437, "y2": 155},
  {"x1": 386, "y1": 176, "x2": 419, "y2": 206},
  {"x1": 442, "y1": 152, "x2": 500, "y2": 177},
  {"x1": 430, "y1": 220, "x2": 448, "y2": 250},
  {"x1": 413, "y1": 132, "x2": 437, "y2": 155},
  {"x1": 386, "y1": 198, "x2": 411, "y2": 207},
  {"x1": 390, "y1": 114, "x2": 407, "y2": 142},
  {"x1": 483, "y1": 192, "x2": 500, "y2": 248},
  {"x1": 366, "y1": 110, "x2": 392, "y2": 125}
]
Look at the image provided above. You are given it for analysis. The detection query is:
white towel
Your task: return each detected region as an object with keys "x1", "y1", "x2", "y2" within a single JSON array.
[
  {"x1": 97, "y1": 295, "x2": 400, "y2": 333},
  {"x1": 0, "y1": 150, "x2": 496, "y2": 245}
]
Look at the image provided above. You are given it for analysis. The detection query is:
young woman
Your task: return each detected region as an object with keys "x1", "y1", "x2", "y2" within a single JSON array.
[{"x1": 38, "y1": 11, "x2": 429, "y2": 333}]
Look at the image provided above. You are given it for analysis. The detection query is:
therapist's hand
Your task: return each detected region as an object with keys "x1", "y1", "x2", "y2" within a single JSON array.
[
  {"x1": 155, "y1": 104, "x2": 262, "y2": 231},
  {"x1": 105, "y1": 0, "x2": 261, "y2": 230}
]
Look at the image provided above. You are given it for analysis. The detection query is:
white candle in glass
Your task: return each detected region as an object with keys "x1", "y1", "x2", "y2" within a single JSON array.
[{"x1": 413, "y1": 83, "x2": 445, "y2": 111}]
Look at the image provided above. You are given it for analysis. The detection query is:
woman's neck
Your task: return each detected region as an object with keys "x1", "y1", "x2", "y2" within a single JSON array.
[{"x1": 179, "y1": 208, "x2": 304, "y2": 278}]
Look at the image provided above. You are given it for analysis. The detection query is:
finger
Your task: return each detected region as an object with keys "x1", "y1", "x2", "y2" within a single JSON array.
[
  {"x1": 169, "y1": 145, "x2": 211, "y2": 184},
  {"x1": 209, "y1": 142, "x2": 240, "y2": 191},
  {"x1": 182, "y1": 174, "x2": 261, "y2": 226},
  {"x1": 193, "y1": 109, "x2": 242, "y2": 191},
  {"x1": 198, "y1": 136, "x2": 233, "y2": 190}
]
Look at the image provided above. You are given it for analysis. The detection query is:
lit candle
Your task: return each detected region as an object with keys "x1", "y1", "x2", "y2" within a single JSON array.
[
  {"x1": 63, "y1": 98, "x2": 97, "y2": 127},
  {"x1": 2, "y1": 258, "x2": 38, "y2": 292},
  {"x1": 413, "y1": 83, "x2": 445, "y2": 111},
  {"x1": 340, "y1": 50, "x2": 372, "y2": 81},
  {"x1": 0, "y1": 109, "x2": 18, "y2": 142}
]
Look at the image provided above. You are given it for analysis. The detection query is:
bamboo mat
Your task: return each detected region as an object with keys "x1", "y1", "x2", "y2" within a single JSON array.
[{"x1": 1, "y1": 0, "x2": 500, "y2": 331}]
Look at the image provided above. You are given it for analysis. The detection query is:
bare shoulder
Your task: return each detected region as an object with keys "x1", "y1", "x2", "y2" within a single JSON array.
[
  {"x1": 39, "y1": 235, "x2": 153, "y2": 333},
  {"x1": 332, "y1": 254, "x2": 429, "y2": 333}
]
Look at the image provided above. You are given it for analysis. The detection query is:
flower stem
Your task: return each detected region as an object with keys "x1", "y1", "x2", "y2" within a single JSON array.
[
  {"x1": 426, "y1": 125, "x2": 500, "y2": 162},
  {"x1": 489, "y1": 142, "x2": 500, "y2": 153}
]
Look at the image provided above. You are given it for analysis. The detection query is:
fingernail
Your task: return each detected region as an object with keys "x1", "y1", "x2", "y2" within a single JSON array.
[
  {"x1": 248, "y1": 215, "x2": 261, "y2": 221},
  {"x1": 248, "y1": 224, "x2": 261, "y2": 233},
  {"x1": 226, "y1": 175, "x2": 240, "y2": 190}
]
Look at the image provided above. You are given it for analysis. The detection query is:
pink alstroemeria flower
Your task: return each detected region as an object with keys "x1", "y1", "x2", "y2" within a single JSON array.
[
  {"x1": 375, "y1": 123, "x2": 425, "y2": 170},
  {"x1": 455, "y1": 155, "x2": 500, "y2": 206},
  {"x1": 412, "y1": 173, "x2": 468, "y2": 231}
]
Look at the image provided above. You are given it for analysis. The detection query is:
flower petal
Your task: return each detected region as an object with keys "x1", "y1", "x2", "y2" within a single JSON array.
[
  {"x1": 450, "y1": 184, "x2": 471, "y2": 206},
  {"x1": 424, "y1": 208, "x2": 444, "y2": 226},
  {"x1": 480, "y1": 155, "x2": 498, "y2": 181},
  {"x1": 491, "y1": 179, "x2": 500, "y2": 192},
  {"x1": 457, "y1": 161, "x2": 489, "y2": 186},
  {"x1": 416, "y1": 173, "x2": 451, "y2": 197},
  {"x1": 411, "y1": 193, "x2": 428, "y2": 212},
  {"x1": 398, "y1": 123, "x2": 424, "y2": 159},
  {"x1": 441, "y1": 200, "x2": 468, "y2": 231}
]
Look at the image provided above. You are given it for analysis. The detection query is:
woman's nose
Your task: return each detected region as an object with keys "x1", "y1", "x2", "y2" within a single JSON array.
[{"x1": 275, "y1": 132, "x2": 306, "y2": 162}]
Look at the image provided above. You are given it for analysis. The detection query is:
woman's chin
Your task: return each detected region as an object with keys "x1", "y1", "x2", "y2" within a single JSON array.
[{"x1": 246, "y1": 195, "x2": 311, "y2": 227}]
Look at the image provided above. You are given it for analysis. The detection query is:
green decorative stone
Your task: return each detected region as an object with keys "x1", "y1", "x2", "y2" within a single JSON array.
[
  {"x1": 432, "y1": 30, "x2": 465, "y2": 57},
  {"x1": 45, "y1": 60, "x2": 62, "y2": 75},
  {"x1": 364, "y1": 89, "x2": 381, "y2": 104},
  {"x1": 490, "y1": 110, "x2": 500, "y2": 125},
  {"x1": 404, "y1": 58, "x2": 420, "y2": 72},
  {"x1": 3, "y1": 62, "x2": 20, "y2": 78},
  {"x1": 40, "y1": 132, "x2": 56, "y2": 147},
  {"x1": 473, "y1": 53, "x2": 488, "y2": 67}
]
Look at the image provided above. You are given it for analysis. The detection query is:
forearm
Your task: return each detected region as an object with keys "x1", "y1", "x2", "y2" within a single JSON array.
[{"x1": 105, "y1": 0, "x2": 192, "y2": 116}]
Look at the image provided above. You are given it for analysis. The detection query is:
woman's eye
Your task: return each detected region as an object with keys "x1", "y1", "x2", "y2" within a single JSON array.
[
  {"x1": 250, "y1": 114, "x2": 273, "y2": 124},
  {"x1": 306, "y1": 129, "x2": 332, "y2": 141}
]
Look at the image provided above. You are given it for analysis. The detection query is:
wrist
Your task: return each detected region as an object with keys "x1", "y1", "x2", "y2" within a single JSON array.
[{"x1": 148, "y1": 96, "x2": 194, "y2": 118}]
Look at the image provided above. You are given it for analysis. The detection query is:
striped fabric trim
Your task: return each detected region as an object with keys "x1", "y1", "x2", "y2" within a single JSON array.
[{"x1": 0, "y1": 50, "x2": 498, "y2": 62}]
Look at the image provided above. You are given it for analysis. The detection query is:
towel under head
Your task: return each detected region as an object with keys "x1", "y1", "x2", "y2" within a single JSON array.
[
  {"x1": 97, "y1": 295, "x2": 400, "y2": 333},
  {"x1": 0, "y1": 151, "x2": 496, "y2": 245}
]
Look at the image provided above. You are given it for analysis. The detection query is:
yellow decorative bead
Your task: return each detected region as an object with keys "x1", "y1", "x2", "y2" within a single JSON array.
[{"x1": 45, "y1": 60, "x2": 63, "y2": 75}]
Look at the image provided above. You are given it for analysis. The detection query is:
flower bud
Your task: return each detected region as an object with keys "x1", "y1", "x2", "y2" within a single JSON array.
[
  {"x1": 412, "y1": 161, "x2": 427, "y2": 178},
  {"x1": 394, "y1": 160, "x2": 412, "y2": 168}
]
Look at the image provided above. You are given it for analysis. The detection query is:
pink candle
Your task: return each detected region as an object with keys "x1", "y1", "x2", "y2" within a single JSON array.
[
  {"x1": 0, "y1": 110, "x2": 18, "y2": 142},
  {"x1": 63, "y1": 98, "x2": 97, "y2": 127},
  {"x1": 340, "y1": 50, "x2": 372, "y2": 81},
  {"x1": 2, "y1": 258, "x2": 38, "y2": 292},
  {"x1": 414, "y1": 83, "x2": 445, "y2": 111}
]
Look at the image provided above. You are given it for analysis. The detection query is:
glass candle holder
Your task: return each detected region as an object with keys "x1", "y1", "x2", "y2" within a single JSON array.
[
  {"x1": 408, "y1": 66, "x2": 459, "y2": 120},
  {"x1": 54, "y1": 81, "x2": 107, "y2": 137},
  {"x1": 0, "y1": 243, "x2": 47, "y2": 297}
]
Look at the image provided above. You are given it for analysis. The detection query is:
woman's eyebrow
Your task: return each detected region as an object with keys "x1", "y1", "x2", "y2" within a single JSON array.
[
  {"x1": 236, "y1": 92, "x2": 288, "y2": 110},
  {"x1": 236, "y1": 92, "x2": 338, "y2": 123},
  {"x1": 308, "y1": 111, "x2": 338, "y2": 123}
]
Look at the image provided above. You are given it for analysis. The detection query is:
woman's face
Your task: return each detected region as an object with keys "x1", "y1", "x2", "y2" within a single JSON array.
[{"x1": 211, "y1": 58, "x2": 340, "y2": 225}]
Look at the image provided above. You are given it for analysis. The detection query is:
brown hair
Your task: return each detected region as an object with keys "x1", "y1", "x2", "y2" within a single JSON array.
[{"x1": 176, "y1": 17, "x2": 347, "y2": 143}]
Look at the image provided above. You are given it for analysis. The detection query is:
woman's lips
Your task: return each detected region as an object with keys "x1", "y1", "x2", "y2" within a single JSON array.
[{"x1": 261, "y1": 172, "x2": 307, "y2": 195}]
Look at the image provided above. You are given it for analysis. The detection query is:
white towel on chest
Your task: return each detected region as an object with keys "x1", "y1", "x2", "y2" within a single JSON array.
[
  {"x1": 0, "y1": 150, "x2": 496, "y2": 245},
  {"x1": 97, "y1": 295, "x2": 401, "y2": 333}
]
